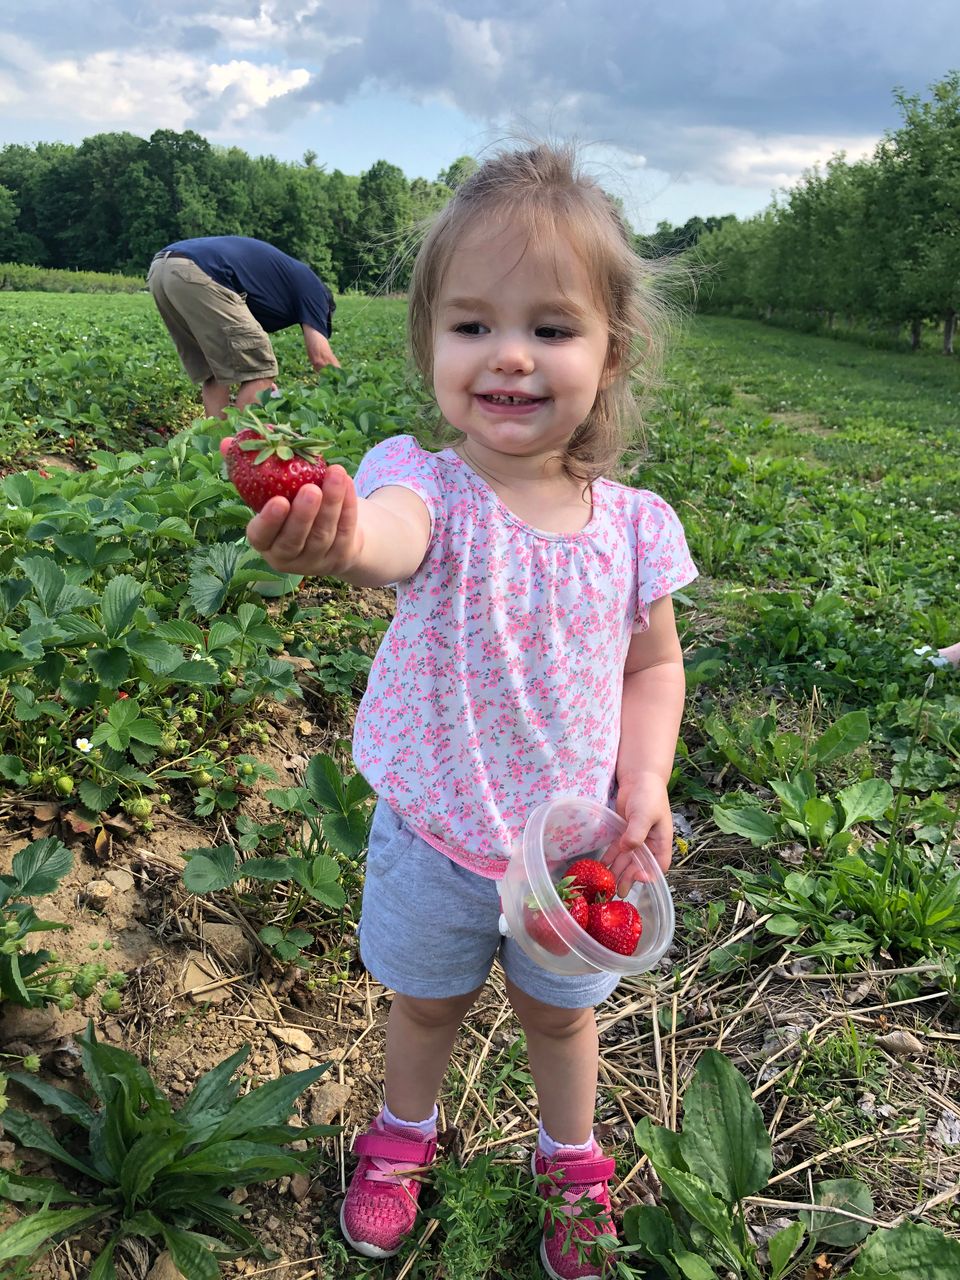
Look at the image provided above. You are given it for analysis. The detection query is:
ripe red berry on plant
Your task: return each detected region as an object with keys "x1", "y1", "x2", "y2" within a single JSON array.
[
  {"x1": 565, "y1": 857, "x2": 617, "y2": 904},
  {"x1": 225, "y1": 423, "x2": 330, "y2": 512}
]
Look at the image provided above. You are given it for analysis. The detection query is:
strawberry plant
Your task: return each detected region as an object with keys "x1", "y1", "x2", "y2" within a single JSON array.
[
  {"x1": 1, "y1": 838, "x2": 122, "y2": 1009},
  {"x1": 180, "y1": 752, "x2": 372, "y2": 962},
  {"x1": 0, "y1": 1023, "x2": 337, "y2": 1278}
]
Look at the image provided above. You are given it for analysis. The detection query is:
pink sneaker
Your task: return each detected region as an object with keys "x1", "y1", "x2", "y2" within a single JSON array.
[
  {"x1": 339, "y1": 1113, "x2": 437, "y2": 1258},
  {"x1": 532, "y1": 1140, "x2": 618, "y2": 1280}
]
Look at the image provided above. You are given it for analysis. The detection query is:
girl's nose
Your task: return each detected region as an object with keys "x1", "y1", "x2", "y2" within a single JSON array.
[{"x1": 489, "y1": 333, "x2": 534, "y2": 375}]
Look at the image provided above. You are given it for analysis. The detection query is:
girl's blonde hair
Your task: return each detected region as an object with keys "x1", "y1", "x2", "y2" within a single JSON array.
[{"x1": 408, "y1": 141, "x2": 679, "y2": 480}]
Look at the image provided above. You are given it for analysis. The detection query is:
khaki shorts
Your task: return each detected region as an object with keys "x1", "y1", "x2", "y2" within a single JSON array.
[{"x1": 147, "y1": 255, "x2": 278, "y2": 385}]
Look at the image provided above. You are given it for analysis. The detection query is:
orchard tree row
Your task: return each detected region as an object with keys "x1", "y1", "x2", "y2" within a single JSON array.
[
  {"x1": 0, "y1": 128, "x2": 478, "y2": 292},
  {"x1": 691, "y1": 73, "x2": 960, "y2": 353}
]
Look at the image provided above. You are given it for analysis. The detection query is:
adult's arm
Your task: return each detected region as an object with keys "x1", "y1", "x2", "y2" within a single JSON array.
[{"x1": 302, "y1": 324, "x2": 340, "y2": 370}]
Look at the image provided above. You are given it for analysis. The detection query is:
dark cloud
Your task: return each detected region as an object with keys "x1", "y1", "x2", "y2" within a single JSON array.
[{"x1": 3, "y1": 0, "x2": 955, "y2": 183}]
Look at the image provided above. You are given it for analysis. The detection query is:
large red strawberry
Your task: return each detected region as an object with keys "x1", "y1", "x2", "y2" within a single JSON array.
[
  {"x1": 524, "y1": 884, "x2": 589, "y2": 954},
  {"x1": 586, "y1": 899, "x2": 643, "y2": 955},
  {"x1": 566, "y1": 858, "x2": 617, "y2": 904},
  {"x1": 225, "y1": 424, "x2": 329, "y2": 512}
]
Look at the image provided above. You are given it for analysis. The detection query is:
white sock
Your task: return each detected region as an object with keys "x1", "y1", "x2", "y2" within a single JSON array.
[
  {"x1": 538, "y1": 1122, "x2": 594, "y2": 1156},
  {"x1": 382, "y1": 1102, "x2": 438, "y2": 1136}
]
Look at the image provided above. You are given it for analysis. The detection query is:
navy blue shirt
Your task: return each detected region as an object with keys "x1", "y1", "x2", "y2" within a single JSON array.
[{"x1": 161, "y1": 236, "x2": 335, "y2": 336}]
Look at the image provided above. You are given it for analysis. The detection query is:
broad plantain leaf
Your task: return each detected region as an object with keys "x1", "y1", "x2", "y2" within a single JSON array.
[{"x1": 679, "y1": 1049, "x2": 772, "y2": 1202}]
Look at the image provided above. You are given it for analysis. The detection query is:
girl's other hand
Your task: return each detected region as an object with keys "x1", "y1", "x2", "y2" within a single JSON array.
[
  {"x1": 608, "y1": 773, "x2": 674, "y2": 896},
  {"x1": 220, "y1": 436, "x2": 363, "y2": 577}
]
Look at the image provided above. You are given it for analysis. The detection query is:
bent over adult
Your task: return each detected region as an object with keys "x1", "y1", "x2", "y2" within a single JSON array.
[{"x1": 147, "y1": 235, "x2": 340, "y2": 419}]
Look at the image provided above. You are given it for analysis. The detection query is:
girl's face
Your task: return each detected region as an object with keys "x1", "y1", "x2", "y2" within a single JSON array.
[{"x1": 432, "y1": 224, "x2": 612, "y2": 469}]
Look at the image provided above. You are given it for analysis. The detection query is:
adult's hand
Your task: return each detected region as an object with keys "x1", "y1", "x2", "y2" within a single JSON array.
[{"x1": 302, "y1": 325, "x2": 341, "y2": 370}]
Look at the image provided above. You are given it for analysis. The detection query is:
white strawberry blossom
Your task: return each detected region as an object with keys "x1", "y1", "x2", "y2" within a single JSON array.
[{"x1": 76, "y1": 738, "x2": 93, "y2": 753}]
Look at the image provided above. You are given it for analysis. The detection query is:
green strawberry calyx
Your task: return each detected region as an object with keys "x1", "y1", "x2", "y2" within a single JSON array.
[{"x1": 233, "y1": 419, "x2": 337, "y2": 468}]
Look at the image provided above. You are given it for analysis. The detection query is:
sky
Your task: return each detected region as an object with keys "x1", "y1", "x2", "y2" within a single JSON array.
[{"x1": 0, "y1": 0, "x2": 955, "y2": 233}]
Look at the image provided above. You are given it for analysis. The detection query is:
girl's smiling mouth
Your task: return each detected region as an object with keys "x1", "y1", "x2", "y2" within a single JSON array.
[{"x1": 476, "y1": 391, "x2": 547, "y2": 413}]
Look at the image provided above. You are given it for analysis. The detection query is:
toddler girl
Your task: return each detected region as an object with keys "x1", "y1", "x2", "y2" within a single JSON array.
[{"x1": 230, "y1": 143, "x2": 697, "y2": 1279}]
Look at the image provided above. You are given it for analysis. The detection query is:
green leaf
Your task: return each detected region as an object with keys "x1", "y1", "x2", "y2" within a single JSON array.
[
  {"x1": 0, "y1": 1205, "x2": 109, "y2": 1262},
  {"x1": 0, "y1": 1109, "x2": 104, "y2": 1181},
  {"x1": 711, "y1": 802, "x2": 778, "y2": 846},
  {"x1": 209, "y1": 1066, "x2": 327, "y2": 1142},
  {"x1": 621, "y1": 1204, "x2": 687, "y2": 1279},
  {"x1": 650, "y1": 1163, "x2": 740, "y2": 1260},
  {"x1": 679, "y1": 1049, "x2": 772, "y2": 1202},
  {"x1": 178, "y1": 1046, "x2": 250, "y2": 1140},
  {"x1": 87, "y1": 646, "x2": 132, "y2": 688},
  {"x1": 161, "y1": 1227, "x2": 221, "y2": 1280},
  {"x1": 812, "y1": 710, "x2": 870, "y2": 767},
  {"x1": 322, "y1": 808, "x2": 369, "y2": 857},
  {"x1": 6, "y1": 1072, "x2": 96, "y2": 1127},
  {"x1": 768, "y1": 1219, "x2": 805, "y2": 1279},
  {"x1": 802, "y1": 1178, "x2": 874, "y2": 1246},
  {"x1": 87, "y1": 1238, "x2": 118, "y2": 1280},
  {"x1": 0, "y1": 1171, "x2": 83, "y2": 1204},
  {"x1": 305, "y1": 753, "x2": 346, "y2": 811},
  {"x1": 634, "y1": 1115, "x2": 685, "y2": 1172},
  {"x1": 79, "y1": 779, "x2": 120, "y2": 813},
  {"x1": 100, "y1": 575, "x2": 142, "y2": 639},
  {"x1": 163, "y1": 1139, "x2": 306, "y2": 1178},
  {"x1": 182, "y1": 845, "x2": 239, "y2": 893},
  {"x1": 765, "y1": 913, "x2": 805, "y2": 936},
  {"x1": 128, "y1": 718, "x2": 164, "y2": 745},
  {"x1": 119, "y1": 1131, "x2": 188, "y2": 1206},
  {"x1": 839, "y1": 779, "x2": 894, "y2": 829},
  {"x1": 11, "y1": 838, "x2": 73, "y2": 896},
  {"x1": 847, "y1": 1220, "x2": 960, "y2": 1278}
]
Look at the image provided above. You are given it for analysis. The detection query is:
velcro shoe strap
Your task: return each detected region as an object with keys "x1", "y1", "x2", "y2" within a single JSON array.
[
  {"x1": 550, "y1": 1156, "x2": 616, "y2": 1187},
  {"x1": 354, "y1": 1131, "x2": 437, "y2": 1165}
]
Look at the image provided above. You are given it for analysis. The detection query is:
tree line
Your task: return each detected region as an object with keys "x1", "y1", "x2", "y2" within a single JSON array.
[
  {"x1": 0, "y1": 129, "x2": 478, "y2": 293},
  {"x1": 689, "y1": 73, "x2": 960, "y2": 354}
]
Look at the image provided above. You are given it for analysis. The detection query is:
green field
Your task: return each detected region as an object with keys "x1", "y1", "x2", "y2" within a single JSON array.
[{"x1": 1, "y1": 295, "x2": 959, "y2": 1278}]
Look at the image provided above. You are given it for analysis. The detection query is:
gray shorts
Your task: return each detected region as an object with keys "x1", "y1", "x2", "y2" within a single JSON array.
[
  {"x1": 358, "y1": 801, "x2": 620, "y2": 1009},
  {"x1": 147, "y1": 255, "x2": 278, "y2": 386}
]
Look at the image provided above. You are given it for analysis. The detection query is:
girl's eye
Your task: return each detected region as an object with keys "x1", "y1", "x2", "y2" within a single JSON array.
[
  {"x1": 453, "y1": 322, "x2": 486, "y2": 335},
  {"x1": 536, "y1": 325, "x2": 574, "y2": 340}
]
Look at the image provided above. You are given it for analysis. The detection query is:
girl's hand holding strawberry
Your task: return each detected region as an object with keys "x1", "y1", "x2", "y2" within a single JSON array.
[{"x1": 607, "y1": 770, "x2": 674, "y2": 896}]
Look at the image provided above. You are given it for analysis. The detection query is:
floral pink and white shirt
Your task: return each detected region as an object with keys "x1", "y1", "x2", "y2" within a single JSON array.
[{"x1": 353, "y1": 435, "x2": 697, "y2": 879}]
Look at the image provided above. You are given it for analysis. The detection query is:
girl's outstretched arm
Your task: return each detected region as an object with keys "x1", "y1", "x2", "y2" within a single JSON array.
[
  {"x1": 610, "y1": 595, "x2": 686, "y2": 891},
  {"x1": 222, "y1": 439, "x2": 431, "y2": 587}
]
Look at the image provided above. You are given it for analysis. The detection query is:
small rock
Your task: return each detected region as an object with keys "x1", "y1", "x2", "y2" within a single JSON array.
[
  {"x1": 146, "y1": 1252, "x2": 186, "y2": 1280},
  {"x1": 81, "y1": 879, "x2": 113, "y2": 910},
  {"x1": 933, "y1": 1110, "x2": 960, "y2": 1147},
  {"x1": 179, "y1": 953, "x2": 229, "y2": 1005},
  {"x1": 290, "y1": 1172, "x2": 311, "y2": 1202},
  {"x1": 103, "y1": 867, "x2": 135, "y2": 893},
  {"x1": 876, "y1": 1029, "x2": 924, "y2": 1058},
  {"x1": 203, "y1": 923, "x2": 255, "y2": 971},
  {"x1": 308, "y1": 1080, "x2": 353, "y2": 1125},
  {"x1": 297, "y1": 719, "x2": 315, "y2": 736},
  {"x1": 284, "y1": 1053, "x2": 315, "y2": 1073},
  {"x1": 269, "y1": 1025, "x2": 315, "y2": 1053}
]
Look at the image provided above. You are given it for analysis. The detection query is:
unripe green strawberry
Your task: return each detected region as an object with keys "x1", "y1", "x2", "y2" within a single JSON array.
[
  {"x1": 27, "y1": 771, "x2": 44, "y2": 786},
  {"x1": 55, "y1": 775, "x2": 74, "y2": 796},
  {"x1": 100, "y1": 989, "x2": 122, "y2": 1013},
  {"x1": 124, "y1": 797, "x2": 153, "y2": 819},
  {"x1": 195, "y1": 769, "x2": 214, "y2": 787}
]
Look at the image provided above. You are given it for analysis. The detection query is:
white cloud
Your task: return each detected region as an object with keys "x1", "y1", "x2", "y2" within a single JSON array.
[
  {"x1": 1, "y1": 38, "x2": 313, "y2": 136},
  {"x1": 675, "y1": 127, "x2": 880, "y2": 189}
]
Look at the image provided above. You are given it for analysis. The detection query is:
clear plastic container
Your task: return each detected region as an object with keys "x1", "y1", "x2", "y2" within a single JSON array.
[{"x1": 498, "y1": 796, "x2": 675, "y2": 976}]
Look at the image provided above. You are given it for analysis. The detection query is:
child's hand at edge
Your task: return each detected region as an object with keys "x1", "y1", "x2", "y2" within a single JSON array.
[
  {"x1": 220, "y1": 436, "x2": 363, "y2": 578},
  {"x1": 608, "y1": 772, "x2": 674, "y2": 896}
]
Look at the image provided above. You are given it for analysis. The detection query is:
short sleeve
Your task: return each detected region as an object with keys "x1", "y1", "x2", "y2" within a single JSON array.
[
  {"x1": 633, "y1": 491, "x2": 698, "y2": 630},
  {"x1": 354, "y1": 434, "x2": 442, "y2": 537}
]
